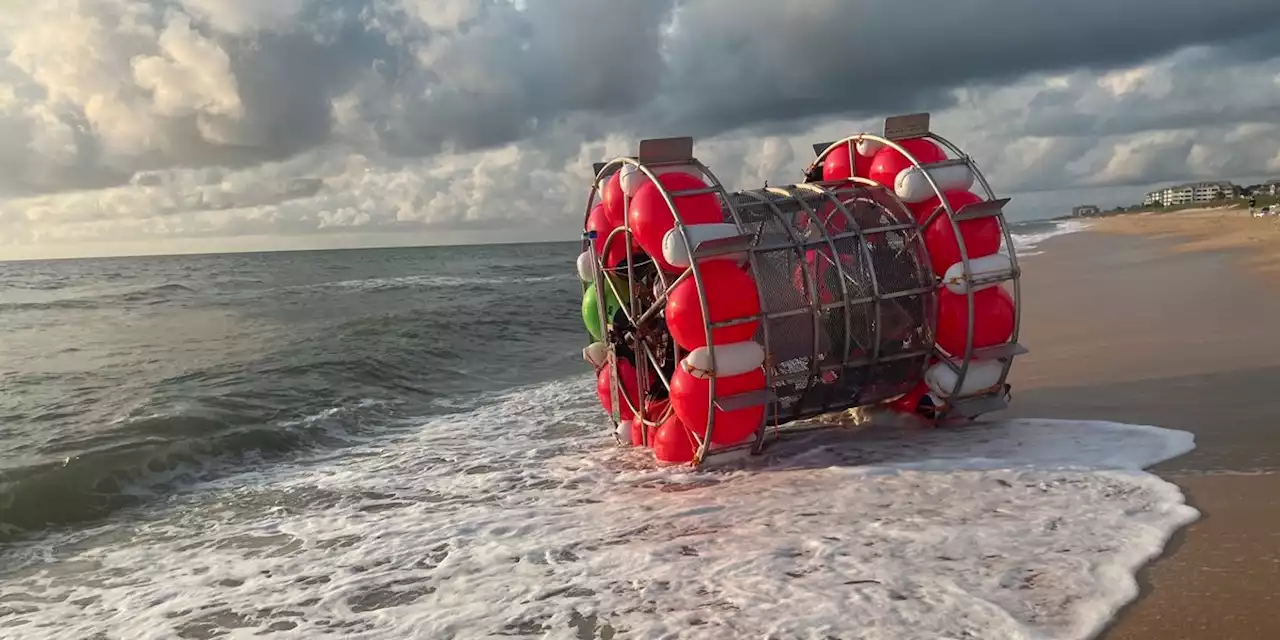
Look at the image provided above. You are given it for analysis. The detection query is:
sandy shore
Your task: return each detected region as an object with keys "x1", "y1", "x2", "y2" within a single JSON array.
[
  {"x1": 1005, "y1": 225, "x2": 1280, "y2": 638},
  {"x1": 1089, "y1": 206, "x2": 1280, "y2": 275}
]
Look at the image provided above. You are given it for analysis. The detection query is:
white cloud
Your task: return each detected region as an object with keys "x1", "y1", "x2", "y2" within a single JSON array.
[
  {"x1": 132, "y1": 15, "x2": 243, "y2": 122},
  {"x1": 1, "y1": 0, "x2": 1280, "y2": 259}
]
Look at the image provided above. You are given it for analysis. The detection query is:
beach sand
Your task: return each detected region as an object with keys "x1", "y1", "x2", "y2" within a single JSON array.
[
  {"x1": 1089, "y1": 206, "x2": 1280, "y2": 275},
  {"x1": 1005, "y1": 213, "x2": 1280, "y2": 638}
]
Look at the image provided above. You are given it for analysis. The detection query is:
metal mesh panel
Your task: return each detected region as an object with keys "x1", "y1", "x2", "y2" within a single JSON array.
[{"x1": 721, "y1": 183, "x2": 937, "y2": 423}]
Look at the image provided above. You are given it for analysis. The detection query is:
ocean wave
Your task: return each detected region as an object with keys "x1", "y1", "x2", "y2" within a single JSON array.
[
  {"x1": 1, "y1": 376, "x2": 1198, "y2": 639},
  {"x1": 0, "y1": 282, "x2": 197, "y2": 312},
  {"x1": 303, "y1": 273, "x2": 575, "y2": 294},
  {"x1": 1009, "y1": 219, "x2": 1090, "y2": 255},
  {"x1": 0, "y1": 277, "x2": 585, "y2": 542},
  {"x1": 0, "y1": 272, "x2": 576, "y2": 313},
  {"x1": 0, "y1": 400, "x2": 399, "y2": 541}
]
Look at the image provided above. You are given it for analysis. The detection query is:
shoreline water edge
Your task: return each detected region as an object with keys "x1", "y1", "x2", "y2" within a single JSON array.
[{"x1": 1012, "y1": 207, "x2": 1280, "y2": 639}]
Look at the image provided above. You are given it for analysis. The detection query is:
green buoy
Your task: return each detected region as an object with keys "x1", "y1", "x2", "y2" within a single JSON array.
[{"x1": 582, "y1": 277, "x2": 630, "y2": 340}]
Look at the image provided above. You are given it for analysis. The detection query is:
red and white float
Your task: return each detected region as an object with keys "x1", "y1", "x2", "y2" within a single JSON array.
[{"x1": 580, "y1": 113, "x2": 1025, "y2": 467}]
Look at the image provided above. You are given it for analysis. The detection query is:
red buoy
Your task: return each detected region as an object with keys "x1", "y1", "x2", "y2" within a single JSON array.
[
  {"x1": 628, "y1": 172, "x2": 724, "y2": 272},
  {"x1": 653, "y1": 414, "x2": 698, "y2": 464},
  {"x1": 596, "y1": 358, "x2": 640, "y2": 420},
  {"x1": 821, "y1": 141, "x2": 874, "y2": 182},
  {"x1": 586, "y1": 204, "x2": 630, "y2": 268},
  {"x1": 670, "y1": 365, "x2": 766, "y2": 447},
  {"x1": 867, "y1": 138, "x2": 945, "y2": 189},
  {"x1": 665, "y1": 261, "x2": 761, "y2": 350},
  {"x1": 935, "y1": 286, "x2": 1015, "y2": 356},
  {"x1": 601, "y1": 172, "x2": 627, "y2": 227},
  {"x1": 921, "y1": 191, "x2": 1001, "y2": 276}
]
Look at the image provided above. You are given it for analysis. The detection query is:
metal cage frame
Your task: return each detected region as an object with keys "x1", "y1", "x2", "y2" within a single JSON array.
[{"x1": 581, "y1": 113, "x2": 1026, "y2": 468}]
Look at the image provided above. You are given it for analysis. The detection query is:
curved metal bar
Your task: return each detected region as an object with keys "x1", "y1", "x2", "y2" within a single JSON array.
[
  {"x1": 674, "y1": 157, "x2": 759, "y2": 463},
  {"x1": 668, "y1": 174, "x2": 772, "y2": 462},
  {"x1": 702, "y1": 181, "x2": 776, "y2": 457},
  {"x1": 592, "y1": 158, "x2": 645, "y2": 442},
  {"x1": 811, "y1": 132, "x2": 1023, "y2": 414},
  {"x1": 623, "y1": 158, "x2": 722, "y2": 463},
  {"x1": 933, "y1": 135, "x2": 1024, "y2": 397},
  {"x1": 786, "y1": 184, "x2": 861, "y2": 410},
  {"x1": 740, "y1": 189, "x2": 821, "y2": 424},
  {"x1": 931, "y1": 133, "x2": 996, "y2": 199},
  {"x1": 834, "y1": 134, "x2": 974, "y2": 404},
  {"x1": 931, "y1": 132, "x2": 1023, "y2": 406},
  {"x1": 581, "y1": 171, "x2": 622, "y2": 433},
  {"x1": 581, "y1": 181, "x2": 617, "y2": 440},
  {"x1": 807, "y1": 181, "x2": 934, "y2": 404},
  {"x1": 841, "y1": 176, "x2": 940, "y2": 390}
]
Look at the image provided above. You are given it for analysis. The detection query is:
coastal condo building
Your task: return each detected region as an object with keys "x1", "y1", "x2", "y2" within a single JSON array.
[
  {"x1": 1142, "y1": 181, "x2": 1241, "y2": 207},
  {"x1": 1254, "y1": 180, "x2": 1280, "y2": 196}
]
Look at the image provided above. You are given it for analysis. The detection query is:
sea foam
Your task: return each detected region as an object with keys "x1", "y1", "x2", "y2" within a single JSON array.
[
  {"x1": 1010, "y1": 219, "x2": 1091, "y2": 256},
  {"x1": 1, "y1": 377, "x2": 1196, "y2": 640}
]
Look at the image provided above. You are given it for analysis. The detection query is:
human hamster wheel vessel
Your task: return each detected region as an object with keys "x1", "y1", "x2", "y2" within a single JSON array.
[{"x1": 576, "y1": 113, "x2": 1026, "y2": 467}]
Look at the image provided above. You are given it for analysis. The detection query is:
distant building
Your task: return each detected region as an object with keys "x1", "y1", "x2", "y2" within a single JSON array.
[
  {"x1": 1254, "y1": 180, "x2": 1280, "y2": 197},
  {"x1": 1143, "y1": 181, "x2": 1241, "y2": 207},
  {"x1": 1072, "y1": 205, "x2": 1101, "y2": 217}
]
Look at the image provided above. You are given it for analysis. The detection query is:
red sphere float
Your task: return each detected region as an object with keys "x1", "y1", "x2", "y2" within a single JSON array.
[
  {"x1": 670, "y1": 365, "x2": 766, "y2": 447},
  {"x1": 665, "y1": 260, "x2": 761, "y2": 350},
  {"x1": 586, "y1": 204, "x2": 630, "y2": 268},
  {"x1": 600, "y1": 172, "x2": 627, "y2": 227},
  {"x1": 628, "y1": 172, "x2": 724, "y2": 272},
  {"x1": 596, "y1": 358, "x2": 640, "y2": 420},
  {"x1": 867, "y1": 138, "x2": 946, "y2": 189},
  {"x1": 935, "y1": 286, "x2": 1016, "y2": 356},
  {"x1": 821, "y1": 141, "x2": 875, "y2": 182},
  {"x1": 921, "y1": 191, "x2": 1002, "y2": 275},
  {"x1": 653, "y1": 414, "x2": 698, "y2": 464}
]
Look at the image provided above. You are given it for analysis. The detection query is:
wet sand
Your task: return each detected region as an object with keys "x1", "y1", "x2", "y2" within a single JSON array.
[{"x1": 1003, "y1": 228, "x2": 1280, "y2": 638}]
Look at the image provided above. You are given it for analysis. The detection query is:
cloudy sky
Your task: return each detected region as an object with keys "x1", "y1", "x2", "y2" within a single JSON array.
[{"x1": 2, "y1": 0, "x2": 1279, "y2": 260}]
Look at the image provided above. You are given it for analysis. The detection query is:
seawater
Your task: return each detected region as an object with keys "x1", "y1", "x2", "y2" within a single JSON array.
[
  {"x1": 0, "y1": 243, "x2": 587, "y2": 537},
  {"x1": 0, "y1": 221, "x2": 1198, "y2": 640}
]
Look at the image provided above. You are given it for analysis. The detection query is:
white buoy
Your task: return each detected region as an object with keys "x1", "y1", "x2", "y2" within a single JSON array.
[
  {"x1": 619, "y1": 163, "x2": 702, "y2": 197},
  {"x1": 856, "y1": 138, "x2": 884, "y2": 158},
  {"x1": 682, "y1": 341, "x2": 766, "y2": 379},
  {"x1": 661, "y1": 223, "x2": 744, "y2": 269},
  {"x1": 583, "y1": 342, "x2": 608, "y2": 369},
  {"x1": 615, "y1": 420, "x2": 633, "y2": 445},
  {"x1": 940, "y1": 253, "x2": 1013, "y2": 294},
  {"x1": 894, "y1": 162, "x2": 974, "y2": 204},
  {"x1": 576, "y1": 251, "x2": 596, "y2": 281},
  {"x1": 924, "y1": 359, "x2": 1004, "y2": 398}
]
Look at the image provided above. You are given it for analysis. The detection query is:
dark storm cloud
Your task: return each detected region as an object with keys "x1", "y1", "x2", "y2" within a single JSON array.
[
  {"x1": 366, "y1": 0, "x2": 678, "y2": 157},
  {"x1": 653, "y1": 0, "x2": 1280, "y2": 137},
  {"x1": 3, "y1": 0, "x2": 1280, "y2": 199}
]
